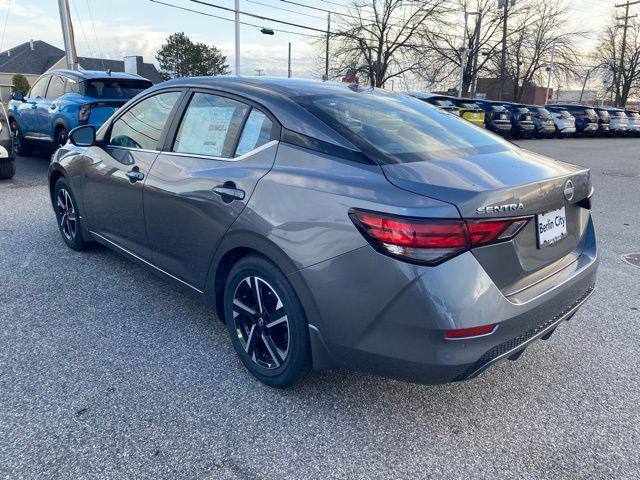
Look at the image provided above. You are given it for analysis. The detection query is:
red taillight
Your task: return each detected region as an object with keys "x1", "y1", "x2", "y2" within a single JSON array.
[
  {"x1": 78, "y1": 104, "x2": 92, "y2": 124},
  {"x1": 350, "y1": 210, "x2": 530, "y2": 266},
  {"x1": 445, "y1": 324, "x2": 497, "y2": 339},
  {"x1": 466, "y1": 218, "x2": 529, "y2": 247}
]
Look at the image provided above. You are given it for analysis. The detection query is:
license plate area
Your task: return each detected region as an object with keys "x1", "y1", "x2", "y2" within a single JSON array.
[{"x1": 536, "y1": 207, "x2": 567, "y2": 248}]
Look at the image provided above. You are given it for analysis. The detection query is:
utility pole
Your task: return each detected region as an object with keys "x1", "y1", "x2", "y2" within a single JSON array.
[
  {"x1": 288, "y1": 42, "x2": 292, "y2": 78},
  {"x1": 324, "y1": 12, "x2": 331, "y2": 81},
  {"x1": 615, "y1": 0, "x2": 640, "y2": 106},
  {"x1": 57, "y1": 0, "x2": 78, "y2": 70},
  {"x1": 544, "y1": 38, "x2": 556, "y2": 105},
  {"x1": 235, "y1": 0, "x2": 241, "y2": 75}
]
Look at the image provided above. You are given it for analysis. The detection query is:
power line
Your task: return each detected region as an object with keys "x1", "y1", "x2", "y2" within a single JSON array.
[
  {"x1": 69, "y1": 0, "x2": 94, "y2": 58},
  {"x1": 149, "y1": 0, "x2": 318, "y2": 36},
  {"x1": 278, "y1": 0, "x2": 362, "y2": 20},
  {"x1": 85, "y1": 0, "x2": 106, "y2": 70},
  {"x1": 186, "y1": 0, "x2": 329, "y2": 33},
  {"x1": 245, "y1": 0, "x2": 326, "y2": 20}
]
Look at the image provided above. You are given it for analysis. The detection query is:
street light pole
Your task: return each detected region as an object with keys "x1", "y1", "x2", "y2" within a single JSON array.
[
  {"x1": 288, "y1": 42, "x2": 292, "y2": 78},
  {"x1": 544, "y1": 38, "x2": 556, "y2": 105},
  {"x1": 235, "y1": 0, "x2": 241, "y2": 76},
  {"x1": 499, "y1": 0, "x2": 511, "y2": 101},
  {"x1": 470, "y1": 13, "x2": 482, "y2": 98}
]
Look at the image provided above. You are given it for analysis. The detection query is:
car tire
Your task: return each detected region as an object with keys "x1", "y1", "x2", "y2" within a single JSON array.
[
  {"x1": 9, "y1": 119, "x2": 32, "y2": 156},
  {"x1": 223, "y1": 255, "x2": 312, "y2": 388},
  {"x1": 0, "y1": 158, "x2": 15, "y2": 179},
  {"x1": 53, "y1": 177, "x2": 95, "y2": 251},
  {"x1": 55, "y1": 127, "x2": 69, "y2": 149}
]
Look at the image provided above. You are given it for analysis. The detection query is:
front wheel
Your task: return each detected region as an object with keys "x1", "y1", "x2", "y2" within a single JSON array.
[
  {"x1": 224, "y1": 255, "x2": 312, "y2": 388},
  {"x1": 9, "y1": 119, "x2": 32, "y2": 156},
  {"x1": 53, "y1": 178, "x2": 95, "y2": 251}
]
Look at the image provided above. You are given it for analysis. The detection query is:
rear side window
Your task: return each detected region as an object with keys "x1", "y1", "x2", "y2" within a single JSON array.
[
  {"x1": 65, "y1": 79, "x2": 80, "y2": 94},
  {"x1": 235, "y1": 109, "x2": 275, "y2": 156},
  {"x1": 109, "y1": 91, "x2": 181, "y2": 150},
  {"x1": 45, "y1": 76, "x2": 66, "y2": 100},
  {"x1": 173, "y1": 93, "x2": 249, "y2": 158}
]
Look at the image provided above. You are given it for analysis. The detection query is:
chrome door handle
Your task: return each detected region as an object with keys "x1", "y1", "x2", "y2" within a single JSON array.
[
  {"x1": 125, "y1": 169, "x2": 145, "y2": 183},
  {"x1": 213, "y1": 186, "x2": 245, "y2": 201}
]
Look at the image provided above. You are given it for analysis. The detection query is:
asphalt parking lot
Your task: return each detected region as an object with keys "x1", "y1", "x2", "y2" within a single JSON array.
[{"x1": 1, "y1": 138, "x2": 639, "y2": 479}]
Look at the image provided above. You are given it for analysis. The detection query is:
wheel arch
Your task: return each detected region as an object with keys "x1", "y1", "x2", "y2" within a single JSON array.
[{"x1": 205, "y1": 230, "x2": 334, "y2": 371}]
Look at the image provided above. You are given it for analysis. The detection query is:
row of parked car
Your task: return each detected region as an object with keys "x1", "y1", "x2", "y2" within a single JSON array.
[{"x1": 408, "y1": 92, "x2": 640, "y2": 140}]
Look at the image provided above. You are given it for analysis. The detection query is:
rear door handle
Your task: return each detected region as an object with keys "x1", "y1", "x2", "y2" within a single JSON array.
[
  {"x1": 125, "y1": 168, "x2": 145, "y2": 183},
  {"x1": 213, "y1": 184, "x2": 245, "y2": 201}
]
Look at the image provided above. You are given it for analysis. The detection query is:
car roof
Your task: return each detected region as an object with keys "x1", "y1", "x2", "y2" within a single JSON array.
[
  {"x1": 47, "y1": 69, "x2": 151, "y2": 81},
  {"x1": 148, "y1": 76, "x2": 407, "y2": 149}
]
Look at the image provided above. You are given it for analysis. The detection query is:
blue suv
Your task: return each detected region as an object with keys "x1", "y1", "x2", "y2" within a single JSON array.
[{"x1": 8, "y1": 70, "x2": 153, "y2": 155}]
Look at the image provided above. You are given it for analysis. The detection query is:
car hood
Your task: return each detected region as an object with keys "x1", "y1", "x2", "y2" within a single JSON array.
[{"x1": 381, "y1": 146, "x2": 591, "y2": 218}]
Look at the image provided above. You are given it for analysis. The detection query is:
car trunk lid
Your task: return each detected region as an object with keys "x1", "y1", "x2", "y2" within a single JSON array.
[{"x1": 382, "y1": 147, "x2": 592, "y2": 296}]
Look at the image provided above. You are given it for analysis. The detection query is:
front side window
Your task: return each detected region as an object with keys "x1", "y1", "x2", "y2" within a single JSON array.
[
  {"x1": 109, "y1": 91, "x2": 181, "y2": 150},
  {"x1": 235, "y1": 109, "x2": 275, "y2": 156},
  {"x1": 174, "y1": 93, "x2": 249, "y2": 158},
  {"x1": 297, "y1": 91, "x2": 511, "y2": 163},
  {"x1": 45, "y1": 76, "x2": 66, "y2": 100},
  {"x1": 28, "y1": 76, "x2": 49, "y2": 99}
]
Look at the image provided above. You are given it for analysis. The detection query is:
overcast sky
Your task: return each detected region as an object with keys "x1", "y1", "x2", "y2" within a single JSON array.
[{"x1": 0, "y1": 0, "x2": 620, "y2": 82}]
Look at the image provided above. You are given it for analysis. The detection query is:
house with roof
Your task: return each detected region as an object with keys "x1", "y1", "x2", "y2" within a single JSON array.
[{"x1": 0, "y1": 40, "x2": 163, "y2": 101}]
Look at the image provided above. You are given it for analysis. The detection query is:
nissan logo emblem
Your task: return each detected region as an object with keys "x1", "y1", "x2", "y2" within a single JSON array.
[{"x1": 564, "y1": 179, "x2": 574, "y2": 201}]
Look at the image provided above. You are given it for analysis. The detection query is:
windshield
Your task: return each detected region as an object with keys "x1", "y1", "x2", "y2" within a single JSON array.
[
  {"x1": 458, "y1": 102, "x2": 480, "y2": 109},
  {"x1": 627, "y1": 111, "x2": 640, "y2": 118},
  {"x1": 534, "y1": 107, "x2": 550, "y2": 115},
  {"x1": 585, "y1": 108, "x2": 597, "y2": 117},
  {"x1": 296, "y1": 92, "x2": 511, "y2": 164},
  {"x1": 610, "y1": 110, "x2": 626, "y2": 117},
  {"x1": 84, "y1": 79, "x2": 152, "y2": 99}
]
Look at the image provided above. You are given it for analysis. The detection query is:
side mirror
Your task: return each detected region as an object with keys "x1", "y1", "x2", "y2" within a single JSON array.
[
  {"x1": 11, "y1": 91, "x2": 24, "y2": 102},
  {"x1": 68, "y1": 125, "x2": 96, "y2": 147}
]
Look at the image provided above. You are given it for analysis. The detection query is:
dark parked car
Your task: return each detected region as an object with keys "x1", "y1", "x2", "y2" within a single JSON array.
[
  {"x1": 0, "y1": 104, "x2": 14, "y2": 179},
  {"x1": 625, "y1": 109, "x2": 640, "y2": 136},
  {"x1": 548, "y1": 104, "x2": 598, "y2": 136},
  {"x1": 475, "y1": 99, "x2": 512, "y2": 136},
  {"x1": 502, "y1": 102, "x2": 535, "y2": 139},
  {"x1": 407, "y1": 92, "x2": 461, "y2": 116},
  {"x1": 527, "y1": 105, "x2": 555, "y2": 138},
  {"x1": 592, "y1": 107, "x2": 611, "y2": 136},
  {"x1": 49, "y1": 77, "x2": 598, "y2": 387},
  {"x1": 448, "y1": 98, "x2": 485, "y2": 128}
]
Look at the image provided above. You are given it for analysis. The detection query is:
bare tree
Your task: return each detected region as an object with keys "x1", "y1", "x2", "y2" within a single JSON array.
[
  {"x1": 327, "y1": 0, "x2": 447, "y2": 88},
  {"x1": 425, "y1": 0, "x2": 510, "y2": 96},
  {"x1": 595, "y1": 18, "x2": 640, "y2": 107}
]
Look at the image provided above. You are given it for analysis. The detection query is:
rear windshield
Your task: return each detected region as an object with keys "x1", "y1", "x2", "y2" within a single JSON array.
[
  {"x1": 84, "y1": 79, "x2": 152, "y2": 99},
  {"x1": 458, "y1": 102, "x2": 480, "y2": 109},
  {"x1": 295, "y1": 92, "x2": 511, "y2": 164}
]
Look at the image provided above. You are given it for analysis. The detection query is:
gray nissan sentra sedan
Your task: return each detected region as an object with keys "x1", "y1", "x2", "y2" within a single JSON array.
[{"x1": 48, "y1": 77, "x2": 598, "y2": 388}]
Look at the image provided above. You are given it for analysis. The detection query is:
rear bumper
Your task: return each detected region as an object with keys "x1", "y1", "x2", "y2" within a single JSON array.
[{"x1": 293, "y1": 215, "x2": 598, "y2": 384}]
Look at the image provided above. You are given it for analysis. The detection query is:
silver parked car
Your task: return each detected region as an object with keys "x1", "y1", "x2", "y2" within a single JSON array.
[
  {"x1": 607, "y1": 108, "x2": 629, "y2": 136},
  {"x1": 624, "y1": 110, "x2": 640, "y2": 136},
  {"x1": 547, "y1": 106, "x2": 576, "y2": 138},
  {"x1": 48, "y1": 78, "x2": 598, "y2": 387}
]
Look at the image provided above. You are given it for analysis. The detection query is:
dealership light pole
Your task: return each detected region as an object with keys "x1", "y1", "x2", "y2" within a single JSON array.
[
  {"x1": 544, "y1": 38, "x2": 556, "y2": 105},
  {"x1": 498, "y1": 0, "x2": 515, "y2": 101},
  {"x1": 57, "y1": 0, "x2": 78, "y2": 70},
  {"x1": 288, "y1": 42, "x2": 292, "y2": 78}
]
